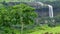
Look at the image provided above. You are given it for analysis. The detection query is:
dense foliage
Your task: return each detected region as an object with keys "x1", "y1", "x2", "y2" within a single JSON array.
[{"x1": 0, "y1": 3, "x2": 37, "y2": 34}]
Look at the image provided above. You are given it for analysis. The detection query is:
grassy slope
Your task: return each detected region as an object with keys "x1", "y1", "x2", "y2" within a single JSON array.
[{"x1": 28, "y1": 26, "x2": 60, "y2": 34}]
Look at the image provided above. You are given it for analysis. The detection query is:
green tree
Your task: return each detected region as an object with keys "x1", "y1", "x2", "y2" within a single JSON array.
[{"x1": 11, "y1": 4, "x2": 37, "y2": 34}]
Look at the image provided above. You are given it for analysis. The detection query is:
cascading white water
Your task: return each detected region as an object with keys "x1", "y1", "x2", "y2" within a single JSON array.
[
  {"x1": 48, "y1": 5, "x2": 55, "y2": 23},
  {"x1": 36, "y1": 2, "x2": 54, "y2": 18},
  {"x1": 48, "y1": 5, "x2": 53, "y2": 18}
]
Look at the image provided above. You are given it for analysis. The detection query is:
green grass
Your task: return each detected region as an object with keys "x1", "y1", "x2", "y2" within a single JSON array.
[
  {"x1": 24, "y1": 25, "x2": 60, "y2": 34},
  {"x1": 29, "y1": 26, "x2": 60, "y2": 34}
]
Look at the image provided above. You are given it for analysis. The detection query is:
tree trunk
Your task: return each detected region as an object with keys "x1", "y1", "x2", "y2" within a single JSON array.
[{"x1": 21, "y1": 17, "x2": 24, "y2": 34}]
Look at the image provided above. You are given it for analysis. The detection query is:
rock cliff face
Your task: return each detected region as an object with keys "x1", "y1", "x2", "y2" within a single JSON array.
[{"x1": 25, "y1": 1, "x2": 60, "y2": 17}]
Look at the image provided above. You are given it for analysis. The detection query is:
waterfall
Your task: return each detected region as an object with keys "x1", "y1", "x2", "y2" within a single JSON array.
[
  {"x1": 37, "y1": 2, "x2": 54, "y2": 18},
  {"x1": 48, "y1": 5, "x2": 53, "y2": 18}
]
